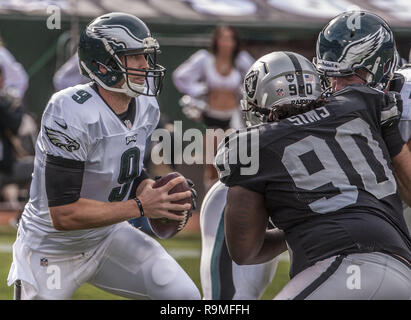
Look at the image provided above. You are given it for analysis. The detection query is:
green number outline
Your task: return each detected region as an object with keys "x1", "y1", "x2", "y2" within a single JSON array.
[{"x1": 108, "y1": 147, "x2": 140, "y2": 202}]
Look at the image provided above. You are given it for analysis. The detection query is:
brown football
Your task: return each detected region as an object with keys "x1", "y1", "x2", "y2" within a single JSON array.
[{"x1": 148, "y1": 172, "x2": 192, "y2": 239}]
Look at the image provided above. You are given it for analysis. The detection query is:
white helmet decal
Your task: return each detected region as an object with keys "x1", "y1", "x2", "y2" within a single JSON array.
[
  {"x1": 88, "y1": 25, "x2": 145, "y2": 49},
  {"x1": 339, "y1": 26, "x2": 386, "y2": 70},
  {"x1": 317, "y1": 26, "x2": 387, "y2": 73}
]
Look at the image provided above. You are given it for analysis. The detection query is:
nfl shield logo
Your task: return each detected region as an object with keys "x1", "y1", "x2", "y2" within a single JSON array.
[
  {"x1": 40, "y1": 258, "x2": 48, "y2": 267},
  {"x1": 124, "y1": 120, "x2": 132, "y2": 129},
  {"x1": 276, "y1": 88, "x2": 285, "y2": 97}
]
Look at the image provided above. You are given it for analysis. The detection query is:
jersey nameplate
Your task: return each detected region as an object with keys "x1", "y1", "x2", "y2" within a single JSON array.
[{"x1": 287, "y1": 106, "x2": 330, "y2": 125}]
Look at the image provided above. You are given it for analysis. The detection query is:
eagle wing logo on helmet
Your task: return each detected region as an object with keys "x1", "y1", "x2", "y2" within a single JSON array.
[
  {"x1": 88, "y1": 25, "x2": 144, "y2": 49},
  {"x1": 338, "y1": 27, "x2": 386, "y2": 70},
  {"x1": 44, "y1": 126, "x2": 80, "y2": 152}
]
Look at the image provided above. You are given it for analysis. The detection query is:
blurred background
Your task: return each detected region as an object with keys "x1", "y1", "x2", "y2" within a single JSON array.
[
  {"x1": 1, "y1": 0, "x2": 410, "y2": 124},
  {"x1": 1, "y1": 0, "x2": 410, "y2": 206},
  {"x1": 0, "y1": 0, "x2": 410, "y2": 299}
]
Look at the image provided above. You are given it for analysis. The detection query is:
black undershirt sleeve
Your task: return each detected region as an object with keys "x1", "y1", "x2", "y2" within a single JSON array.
[{"x1": 45, "y1": 154, "x2": 85, "y2": 207}]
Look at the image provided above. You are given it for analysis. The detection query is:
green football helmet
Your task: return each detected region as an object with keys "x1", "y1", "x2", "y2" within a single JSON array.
[
  {"x1": 314, "y1": 11, "x2": 396, "y2": 90},
  {"x1": 78, "y1": 12, "x2": 165, "y2": 97}
]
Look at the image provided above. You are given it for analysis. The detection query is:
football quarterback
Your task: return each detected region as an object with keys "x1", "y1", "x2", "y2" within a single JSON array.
[
  {"x1": 217, "y1": 11, "x2": 411, "y2": 299},
  {"x1": 7, "y1": 12, "x2": 200, "y2": 300},
  {"x1": 200, "y1": 51, "x2": 322, "y2": 300}
]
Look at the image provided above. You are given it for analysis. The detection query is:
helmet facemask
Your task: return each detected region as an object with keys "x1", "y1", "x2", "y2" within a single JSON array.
[
  {"x1": 114, "y1": 38, "x2": 165, "y2": 97},
  {"x1": 241, "y1": 93, "x2": 293, "y2": 126},
  {"x1": 315, "y1": 56, "x2": 396, "y2": 92},
  {"x1": 86, "y1": 39, "x2": 165, "y2": 97},
  {"x1": 241, "y1": 93, "x2": 271, "y2": 126}
]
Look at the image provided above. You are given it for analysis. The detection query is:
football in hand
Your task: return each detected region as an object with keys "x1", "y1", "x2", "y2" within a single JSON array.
[{"x1": 148, "y1": 172, "x2": 192, "y2": 239}]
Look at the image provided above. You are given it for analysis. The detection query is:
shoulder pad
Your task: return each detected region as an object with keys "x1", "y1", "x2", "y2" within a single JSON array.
[
  {"x1": 51, "y1": 84, "x2": 94, "y2": 104},
  {"x1": 334, "y1": 84, "x2": 384, "y2": 97},
  {"x1": 215, "y1": 127, "x2": 262, "y2": 186},
  {"x1": 45, "y1": 84, "x2": 100, "y2": 131},
  {"x1": 331, "y1": 84, "x2": 384, "y2": 113}
]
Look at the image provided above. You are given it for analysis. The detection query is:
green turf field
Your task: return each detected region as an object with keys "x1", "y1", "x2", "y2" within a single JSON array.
[{"x1": 0, "y1": 225, "x2": 289, "y2": 300}]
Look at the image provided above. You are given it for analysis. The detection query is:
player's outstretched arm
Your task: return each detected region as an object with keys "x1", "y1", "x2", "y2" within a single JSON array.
[
  {"x1": 49, "y1": 176, "x2": 191, "y2": 231},
  {"x1": 225, "y1": 186, "x2": 287, "y2": 265}
]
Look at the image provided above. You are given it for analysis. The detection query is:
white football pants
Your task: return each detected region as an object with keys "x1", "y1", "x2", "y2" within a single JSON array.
[{"x1": 9, "y1": 222, "x2": 201, "y2": 300}]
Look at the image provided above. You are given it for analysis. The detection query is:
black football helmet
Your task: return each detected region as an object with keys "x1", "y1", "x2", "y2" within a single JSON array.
[
  {"x1": 314, "y1": 11, "x2": 396, "y2": 90},
  {"x1": 78, "y1": 12, "x2": 165, "y2": 97}
]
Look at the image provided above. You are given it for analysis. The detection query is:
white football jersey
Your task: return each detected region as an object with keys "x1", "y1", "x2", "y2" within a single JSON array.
[
  {"x1": 19, "y1": 83, "x2": 160, "y2": 254},
  {"x1": 398, "y1": 67, "x2": 411, "y2": 142},
  {"x1": 397, "y1": 67, "x2": 411, "y2": 230}
]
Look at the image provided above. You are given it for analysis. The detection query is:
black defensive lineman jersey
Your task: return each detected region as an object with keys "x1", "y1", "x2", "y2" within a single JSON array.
[{"x1": 216, "y1": 85, "x2": 411, "y2": 278}]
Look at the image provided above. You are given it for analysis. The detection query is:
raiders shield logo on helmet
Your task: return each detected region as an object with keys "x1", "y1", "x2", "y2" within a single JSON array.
[{"x1": 244, "y1": 70, "x2": 259, "y2": 99}]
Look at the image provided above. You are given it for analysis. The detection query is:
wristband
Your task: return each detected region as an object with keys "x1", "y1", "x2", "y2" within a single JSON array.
[{"x1": 134, "y1": 197, "x2": 145, "y2": 217}]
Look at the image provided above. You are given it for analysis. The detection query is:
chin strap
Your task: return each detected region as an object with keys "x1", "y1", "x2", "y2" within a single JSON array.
[{"x1": 120, "y1": 79, "x2": 144, "y2": 97}]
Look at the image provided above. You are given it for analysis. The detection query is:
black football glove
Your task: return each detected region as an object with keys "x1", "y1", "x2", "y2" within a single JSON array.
[
  {"x1": 380, "y1": 91, "x2": 405, "y2": 158},
  {"x1": 388, "y1": 72, "x2": 405, "y2": 93}
]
